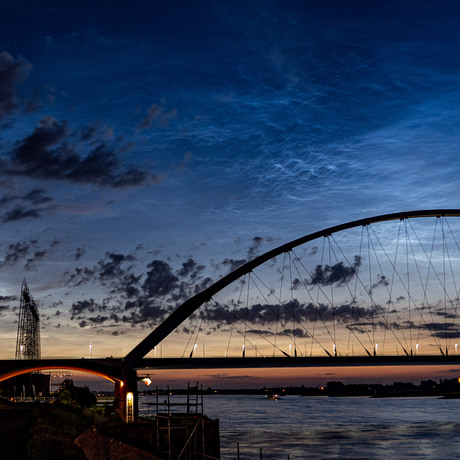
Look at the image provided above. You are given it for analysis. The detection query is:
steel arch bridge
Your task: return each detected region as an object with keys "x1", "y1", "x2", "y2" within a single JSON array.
[
  {"x1": 126, "y1": 209, "x2": 460, "y2": 365},
  {"x1": 3, "y1": 209, "x2": 460, "y2": 421}
]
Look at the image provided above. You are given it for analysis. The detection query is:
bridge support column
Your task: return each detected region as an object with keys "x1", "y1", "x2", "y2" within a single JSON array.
[{"x1": 114, "y1": 367, "x2": 138, "y2": 423}]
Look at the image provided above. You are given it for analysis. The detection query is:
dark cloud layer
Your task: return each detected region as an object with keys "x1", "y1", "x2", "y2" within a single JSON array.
[
  {"x1": 0, "y1": 295, "x2": 15, "y2": 312},
  {"x1": 71, "y1": 298, "x2": 101, "y2": 319},
  {"x1": 422, "y1": 322, "x2": 460, "y2": 339},
  {"x1": 0, "y1": 188, "x2": 54, "y2": 222},
  {"x1": 1, "y1": 241, "x2": 32, "y2": 266},
  {"x1": 205, "y1": 299, "x2": 379, "y2": 328},
  {"x1": 142, "y1": 260, "x2": 179, "y2": 297},
  {"x1": 308, "y1": 256, "x2": 362, "y2": 286},
  {"x1": 64, "y1": 240, "x2": 264, "y2": 329},
  {"x1": 0, "y1": 239, "x2": 60, "y2": 271},
  {"x1": 2, "y1": 206, "x2": 41, "y2": 222},
  {"x1": 65, "y1": 252, "x2": 215, "y2": 328},
  {"x1": 0, "y1": 51, "x2": 32, "y2": 118},
  {"x1": 7, "y1": 116, "x2": 152, "y2": 188},
  {"x1": 24, "y1": 250, "x2": 47, "y2": 270},
  {"x1": 0, "y1": 50, "x2": 160, "y2": 191}
]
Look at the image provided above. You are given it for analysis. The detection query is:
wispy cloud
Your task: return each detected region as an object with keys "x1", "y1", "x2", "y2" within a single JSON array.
[{"x1": 137, "y1": 101, "x2": 178, "y2": 131}]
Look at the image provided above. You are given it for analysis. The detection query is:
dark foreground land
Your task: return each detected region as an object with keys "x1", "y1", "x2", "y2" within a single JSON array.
[
  {"x1": 0, "y1": 399, "x2": 94, "y2": 459},
  {"x1": 0, "y1": 399, "x2": 218, "y2": 460},
  {"x1": 0, "y1": 399, "x2": 162, "y2": 460},
  {"x1": 0, "y1": 402, "x2": 36, "y2": 459}
]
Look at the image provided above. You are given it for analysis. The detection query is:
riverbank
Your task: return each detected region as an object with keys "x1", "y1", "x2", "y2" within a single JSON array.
[
  {"x1": 0, "y1": 398, "x2": 101, "y2": 459},
  {"x1": 0, "y1": 398, "x2": 219, "y2": 460},
  {"x1": 138, "y1": 376, "x2": 460, "y2": 398},
  {"x1": 0, "y1": 400, "x2": 35, "y2": 459}
]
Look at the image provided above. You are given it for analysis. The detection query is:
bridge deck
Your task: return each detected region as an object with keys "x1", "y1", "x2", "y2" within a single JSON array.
[{"x1": 2, "y1": 355, "x2": 460, "y2": 382}]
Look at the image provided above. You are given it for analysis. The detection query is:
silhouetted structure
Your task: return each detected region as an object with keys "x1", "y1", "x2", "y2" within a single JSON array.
[
  {"x1": 3, "y1": 210, "x2": 460, "y2": 422},
  {"x1": 15, "y1": 279, "x2": 40, "y2": 360},
  {"x1": 3, "y1": 280, "x2": 47, "y2": 398},
  {"x1": 100, "y1": 383, "x2": 220, "y2": 459}
]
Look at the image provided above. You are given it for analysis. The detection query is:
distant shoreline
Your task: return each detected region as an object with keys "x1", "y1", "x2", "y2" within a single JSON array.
[{"x1": 136, "y1": 376, "x2": 460, "y2": 398}]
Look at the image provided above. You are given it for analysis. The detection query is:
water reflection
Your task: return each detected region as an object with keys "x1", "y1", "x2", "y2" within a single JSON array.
[{"x1": 139, "y1": 395, "x2": 460, "y2": 459}]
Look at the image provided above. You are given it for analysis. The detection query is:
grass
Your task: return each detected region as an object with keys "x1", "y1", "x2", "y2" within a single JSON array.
[{"x1": 26, "y1": 403, "x2": 109, "y2": 460}]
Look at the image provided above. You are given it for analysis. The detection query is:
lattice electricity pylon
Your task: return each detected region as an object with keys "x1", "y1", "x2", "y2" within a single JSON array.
[{"x1": 15, "y1": 279, "x2": 41, "y2": 360}]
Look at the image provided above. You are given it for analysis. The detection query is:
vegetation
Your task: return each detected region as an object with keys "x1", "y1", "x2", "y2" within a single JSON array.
[
  {"x1": 54, "y1": 379, "x2": 97, "y2": 408},
  {"x1": 27, "y1": 404, "x2": 91, "y2": 460},
  {"x1": 26, "y1": 380, "x2": 109, "y2": 459}
]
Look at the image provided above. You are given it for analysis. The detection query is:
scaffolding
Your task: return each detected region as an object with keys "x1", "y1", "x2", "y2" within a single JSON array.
[
  {"x1": 148, "y1": 383, "x2": 220, "y2": 460},
  {"x1": 15, "y1": 279, "x2": 40, "y2": 360}
]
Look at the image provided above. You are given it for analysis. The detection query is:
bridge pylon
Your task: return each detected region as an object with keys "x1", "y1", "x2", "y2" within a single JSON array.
[{"x1": 114, "y1": 366, "x2": 138, "y2": 423}]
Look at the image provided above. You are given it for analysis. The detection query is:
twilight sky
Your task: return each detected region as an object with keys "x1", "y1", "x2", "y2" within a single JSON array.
[{"x1": 1, "y1": 1, "x2": 460, "y2": 388}]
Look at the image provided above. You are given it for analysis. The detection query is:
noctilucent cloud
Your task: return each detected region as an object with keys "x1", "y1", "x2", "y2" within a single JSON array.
[{"x1": 1, "y1": 0, "x2": 460, "y2": 363}]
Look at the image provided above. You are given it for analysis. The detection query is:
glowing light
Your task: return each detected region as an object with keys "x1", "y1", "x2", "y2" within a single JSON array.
[
  {"x1": 142, "y1": 377, "x2": 152, "y2": 386},
  {"x1": 126, "y1": 392, "x2": 134, "y2": 423},
  {"x1": 0, "y1": 366, "x2": 116, "y2": 384}
]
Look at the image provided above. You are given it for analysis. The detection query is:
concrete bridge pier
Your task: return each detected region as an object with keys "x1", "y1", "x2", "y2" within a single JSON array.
[{"x1": 114, "y1": 367, "x2": 138, "y2": 423}]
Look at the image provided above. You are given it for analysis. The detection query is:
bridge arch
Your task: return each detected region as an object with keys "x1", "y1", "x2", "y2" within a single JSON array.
[
  {"x1": 0, "y1": 358, "x2": 136, "y2": 421},
  {"x1": 0, "y1": 359, "x2": 124, "y2": 384},
  {"x1": 125, "y1": 209, "x2": 460, "y2": 365},
  {"x1": 0, "y1": 366, "x2": 118, "y2": 385}
]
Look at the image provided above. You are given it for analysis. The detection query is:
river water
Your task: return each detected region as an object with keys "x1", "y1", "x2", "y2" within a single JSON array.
[{"x1": 139, "y1": 394, "x2": 460, "y2": 459}]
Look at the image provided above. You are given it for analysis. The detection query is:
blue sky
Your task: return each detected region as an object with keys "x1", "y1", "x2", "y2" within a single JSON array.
[{"x1": 1, "y1": 0, "x2": 460, "y2": 383}]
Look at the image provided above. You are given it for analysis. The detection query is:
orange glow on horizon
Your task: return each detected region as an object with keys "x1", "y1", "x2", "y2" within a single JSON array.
[
  {"x1": 141, "y1": 364, "x2": 460, "y2": 389},
  {"x1": 0, "y1": 366, "x2": 119, "y2": 385}
]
